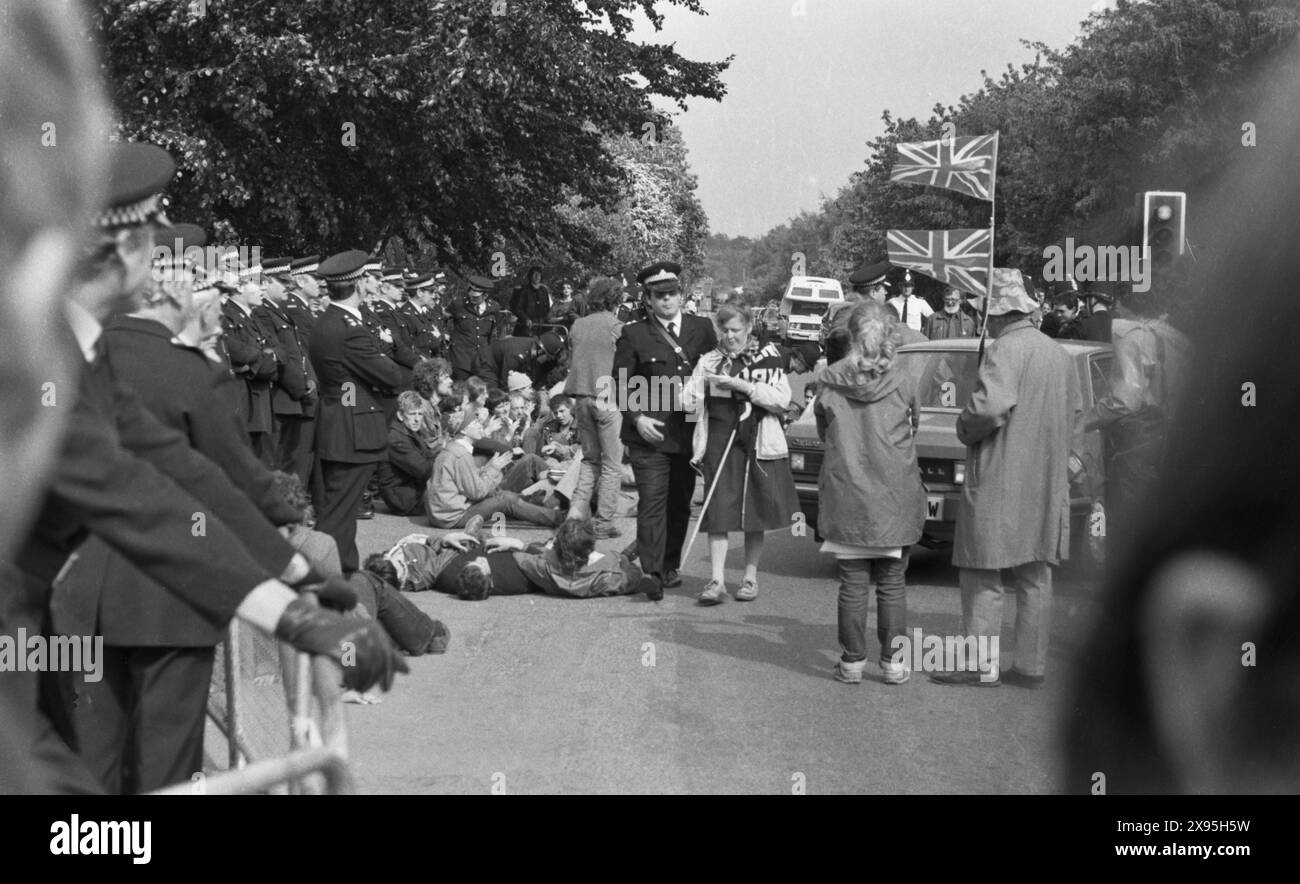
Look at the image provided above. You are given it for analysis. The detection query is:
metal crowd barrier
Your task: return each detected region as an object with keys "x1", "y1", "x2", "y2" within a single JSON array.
[{"x1": 153, "y1": 599, "x2": 354, "y2": 796}]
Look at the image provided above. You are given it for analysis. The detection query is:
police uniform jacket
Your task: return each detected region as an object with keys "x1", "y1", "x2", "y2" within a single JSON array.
[
  {"x1": 254, "y1": 300, "x2": 317, "y2": 417},
  {"x1": 284, "y1": 293, "x2": 317, "y2": 340},
  {"x1": 54, "y1": 315, "x2": 303, "y2": 646},
  {"x1": 612, "y1": 313, "x2": 717, "y2": 454},
  {"x1": 221, "y1": 299, "x2": 281, "y2": 433},
  {"x1": 11, "y1": 322, "x2": 297, "y2": 646},
  {"x1": 398, "y1": 300, "x2": 442, "y2": 358},
  {"x1": 446, "y1": 296, "x2": 503, "y2": 375},
  {"x1": 308, "y1": 303, "x2": 411, "y2": 464},
  {"x1": 370, "y1": 299, "x2": 421, "y2": 368}
]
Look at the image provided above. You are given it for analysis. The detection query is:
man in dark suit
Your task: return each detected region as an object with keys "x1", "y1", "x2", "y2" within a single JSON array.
[
  {"x1": 308, "y1": 249, "x2": 412, "y2": 573},
  {"x1": 221, "y1": 266, "x2": 283, "y2": 465},
  {"x1": 1081, "y1": 288, "x2": 1114, "y2": 343},
  {"x1": 613, "y1": 261, "x2": 717, "y2": 599},
  {"x1": 255, "y1": 257, "x2": 318, "y2": 485}
]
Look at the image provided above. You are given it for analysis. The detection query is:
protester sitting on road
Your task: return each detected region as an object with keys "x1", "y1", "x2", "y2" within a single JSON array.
[
  {"x1": 425, "y1": 404, "x2": 562, "y2": 529},
  {"x1": 814, "y1": 301, "x2": 927, "y2": 685},
  {"x1": 406, "y1": 519, "x2": 657, "y2": 600},
  {"x1": 377, "y1": 391, "x2": 437, "y2": 517},
  {"x1": 412, "y1": 357, "x2": 453, "y2": 452},
  {"x1": 272, "y1": 470, "x2": 343, "y2": 578},
  {"x1": 525, "y1": 393, "x2": 579, "y2": 462}
]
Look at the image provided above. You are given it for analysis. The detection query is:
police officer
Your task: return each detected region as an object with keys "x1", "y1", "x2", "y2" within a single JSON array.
[
  {"x1": 400, "y1": 273, "x2": 444, "y2": 359},
  {"x1": 822, "y1": 259, "x2": 891, "y2": 344},
  {"x1": 887, "y1": 269, "x2": 934, "y2": 333},
  {"x1": 255, "y1": 256, "x2": 318, "y2": 484},
  {"x1": 308, "y1": 249, "x2": 412, "y2": 573},
  {"x1": 221, "y1": 259, "x2": 283, "y2": 465},
  {"x1": 447, "y1": 275, "x2": 505, "y2": 382},
  {"x1": 613, "y1": 261, "x2": 717, "y2": 599},
  {"x1": 369, "y1": 265, "x2": 420, "y2": 370},
  {"x1": 285, "y1": 254, "x2": 322, "y2": 339},
  {"x1": 17, "y1": 145, "x2": 404, "y2": 792}
]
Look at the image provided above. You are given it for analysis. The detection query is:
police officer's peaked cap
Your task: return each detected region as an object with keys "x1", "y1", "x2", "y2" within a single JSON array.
[
  {"x1": 848, "y1": 259, "x2": 891, "y2": 287},
  {"x1": 262, "y1": 256, "x2": 293, "y2": 276},
  {"x1": 290, "y1": 255, "x2": 321, "y2": 275},
  {"x1": 636, "y1": 260, "x2": 683, "y2": 290},
  {"x1": 537, "y1": 332, "x2": 564, "y2": 356},
  {"x1": 405, "y1": 273, "x2": 436, "y2": 291},
  {"x1": 363, "y1": 256, "x2": 383, "y2": 274},
  {"x1": 99, "y1": 142, "x2": 176, "y2": 228},
  {"x1": 153, "y1": 222, "x2": 206, "y2": 278},
  {"x1": 317, "y1": 249, "x2": 372, "y2": 283},
  {"x1": 467, "y1": 275, "x2": 496, "y2": 291},
  {"x1": 381, "y1": 265, "x2": 405, "y2": 282}
]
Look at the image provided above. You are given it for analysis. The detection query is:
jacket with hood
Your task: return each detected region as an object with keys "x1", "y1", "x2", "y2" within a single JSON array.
[{"x1": 813, "y1": 357, "x2": 926, "y2": 547}]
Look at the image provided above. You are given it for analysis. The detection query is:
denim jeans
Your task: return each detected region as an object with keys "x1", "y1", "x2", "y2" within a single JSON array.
[
  {"x1": 836, "y1": 551, "x2": 909, "y2": 664},
  {"x1": 458, "y1": 490, "x2": 559, "y2": 528},
  {"x1": 959, "y1": 562, "x2": 1052, "y2": 676},
  {"x1": 350, "y1": 572, "x2": 447, "y2": 655},
  {"x1": 569, "y1": 396, "x2": 624, "y2": 525}
]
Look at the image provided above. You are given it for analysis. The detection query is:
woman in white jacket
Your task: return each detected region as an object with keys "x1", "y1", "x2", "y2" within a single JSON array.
[{"x1": 685, "y1": 304, "x2": 800, "y2": 604}]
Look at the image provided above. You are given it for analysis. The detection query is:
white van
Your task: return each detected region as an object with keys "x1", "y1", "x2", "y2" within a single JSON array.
[{"x1": 779, "y1": 276, "x2": 844, "y2": 344}]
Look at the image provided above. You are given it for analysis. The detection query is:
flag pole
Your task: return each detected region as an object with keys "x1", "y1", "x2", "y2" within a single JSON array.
[{"x1": 977, "y1": 133, "x2": 998, "y2": 365}]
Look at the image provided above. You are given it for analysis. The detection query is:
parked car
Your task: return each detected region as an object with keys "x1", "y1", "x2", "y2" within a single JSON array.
[{"x1": 785, "y1": 337, "x2": 1112, "y2": 565}]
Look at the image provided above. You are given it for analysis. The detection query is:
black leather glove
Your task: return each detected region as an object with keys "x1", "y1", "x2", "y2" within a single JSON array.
[
  {"x1": 274, "y1": 597, "x2": 408, "y2": 692},
  {"x1": 292, "y1": 569, "x2": 358, "y2": 612}
]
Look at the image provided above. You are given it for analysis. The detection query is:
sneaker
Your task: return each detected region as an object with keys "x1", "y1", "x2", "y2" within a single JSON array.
[
  {"x1": 880, "y1": 659, "x2": 911, "y2": 685},
  {"x1": 638, "y1": 574, "x2": 664, "y2": 602},
  {"x1": 735, "y1": 577, "x2": 758, "y2": 601},
  {"x1": 697, "y1": 580, "x2": 727, "y2": 606},
  {"x1": 662, "y1": 568, "x2": 682, "y2": 588},
  {"x1": 834, "y1": 658, "x2": 868, "y2": 684},
  {"x1": 929, "y1": 668, "x2": 1001, "y2": 687}
]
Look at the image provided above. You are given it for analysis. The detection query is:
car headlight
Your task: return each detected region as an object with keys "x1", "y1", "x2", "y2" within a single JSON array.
[
  {"x1": 790, "y1": 452, "x2": 805, "y2": 471},
  {"x1": 954, "y1": 461, "x2": 966, "y2": 484}
]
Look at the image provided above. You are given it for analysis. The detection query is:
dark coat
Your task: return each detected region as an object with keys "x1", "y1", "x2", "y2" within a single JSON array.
[
  {"x1": 308, "y1": 304, "x2": 410, "y2": 464},
  {"x1": 446, "y1": 296, "x2": 503, "y2": 376},
  {"x1": 53, "y1": 316, "x2": 302, "y2": 646},
  {"x1": 284, "y1": 292, "x2": 317, "y2": 341},
  {"x1": 925, "y1": 309, "x2": 978, "y2": 340},
  {"x1": 491, "y1": 336, "x2": 539, "y2": 389},
  {"x1": 254, "y1": 300, "x2": 317, "y2": 417},
  {"x1": 813, "y1": 359, "x2": 926, "y2": 547},
  {"x1": 221, "y1": 299, "x2": 280, "y2": 432},
  {"x1": 1080, "y1": 309, "x2": 1112, "y2": 343},
  {"x1": 369, "y1": 299, "x2": 421, "y2": 368},
  {"x1": 509, "y1": 282, "x2": 551, "y2": 335},
  {"x1": 398, "y1": 301, "x2": 442, "y2": 358},
  {"x1": 612, "y1": 313, "x2": 717, "y2": 455},
  {"x1": 18, "y1": 322, "x2": 294, "y2": 648},
  {"x1": 376, "y1": 421, "x2": 435, "y2": 516}
]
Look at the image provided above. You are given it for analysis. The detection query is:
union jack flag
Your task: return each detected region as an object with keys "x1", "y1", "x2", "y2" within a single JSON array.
[
  {"x1": 886, "y1": 228, "x2": 992, "y2": 295},
  {"x1": 890, "y1": 133, "x2": 999, "y2": 201}
]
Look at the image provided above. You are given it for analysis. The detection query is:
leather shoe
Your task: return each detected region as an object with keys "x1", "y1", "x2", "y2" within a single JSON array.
[
  {"x1": 1000, "y1": 668, "x2": 1045, "y2": 689},
  {"x1": 662, "y1": 569, "x2": 682, "y2": 588},
  {"x1": 928, "y1": 669, "x2": 1000, "y2": 687},
  {"x1": 639, "y1": 575, "x2": 664, "y2": 602}
]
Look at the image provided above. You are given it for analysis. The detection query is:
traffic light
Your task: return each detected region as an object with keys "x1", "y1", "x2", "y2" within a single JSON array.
[{"x1": 1139, "y1": 191, "x2": 1186, "y2": 268}]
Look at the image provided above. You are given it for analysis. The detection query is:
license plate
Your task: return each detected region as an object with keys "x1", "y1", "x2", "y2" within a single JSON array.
[
  {"x1": 925, "y1": 495, "x2": 944, "y2": 520},
  {"x1": 790, "y1": 452, "x2": 805, "y2": 471}
]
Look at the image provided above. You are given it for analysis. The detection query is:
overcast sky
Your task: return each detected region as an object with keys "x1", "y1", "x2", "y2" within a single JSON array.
[{"x1": 634, "y1": 0, "x2": 1106, "y2": 237}]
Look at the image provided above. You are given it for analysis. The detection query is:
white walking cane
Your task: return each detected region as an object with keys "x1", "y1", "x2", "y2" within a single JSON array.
[{"x1": 682, "y1": 401, "x2": 751, "y2": 564}]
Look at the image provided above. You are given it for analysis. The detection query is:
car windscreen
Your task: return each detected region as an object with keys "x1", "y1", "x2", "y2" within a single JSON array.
[
  {"x1": 896, "y1": 349, "x2": 982, "y2": 409},
  {"x1": 786, "y1": 301, "x2": 831, "y2": 317},
  {"x1": 790, "y1": 286, "x2": 814, "y2": 298}
]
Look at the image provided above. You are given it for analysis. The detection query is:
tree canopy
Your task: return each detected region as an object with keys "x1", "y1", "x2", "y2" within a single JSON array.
[
  {"x1": 717, "y1": 0, "x2": 1300, "y2": 303},
  {"x1": 95, "y1": 0, "x2": 729, "y2": 270}
]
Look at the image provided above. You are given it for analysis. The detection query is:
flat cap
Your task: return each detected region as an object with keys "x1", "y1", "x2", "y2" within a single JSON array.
[
  {"x1": 317, "y1": 249, "x2": 371, "y2": 283},
  {"x1": 99, "y1": 142, "x2": 175, "y2": 228}
]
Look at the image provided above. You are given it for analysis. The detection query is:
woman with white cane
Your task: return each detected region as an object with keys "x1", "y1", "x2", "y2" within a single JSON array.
[{"x1": 684, "y1": 304, "x2": 800, "y2": 605}]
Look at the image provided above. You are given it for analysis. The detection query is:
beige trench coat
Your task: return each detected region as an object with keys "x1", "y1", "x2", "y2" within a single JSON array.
[{"x1": 953, "y1": 320, "x2": 1080, "y2": 569}]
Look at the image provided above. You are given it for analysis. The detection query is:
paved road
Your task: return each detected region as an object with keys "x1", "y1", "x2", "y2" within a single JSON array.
[{"x1": 346, "y1": 497, "x2": 1101, "y2": 795}]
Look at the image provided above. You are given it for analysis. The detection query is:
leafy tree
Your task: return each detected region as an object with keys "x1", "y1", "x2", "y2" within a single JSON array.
[{"x1": 94, "y1": 0, "x2": 729, "y2": 269}]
